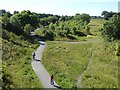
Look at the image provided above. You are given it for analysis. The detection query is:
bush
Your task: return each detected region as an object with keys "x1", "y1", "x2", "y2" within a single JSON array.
[
  {"x1": 115, "y1": 44, "x2": 120, "y2": 56},
  {"x1": 100, "y1": 14, "x2": 120, "y2": 41},
  {"x1": 67, "y1": 34, "x2": 77, "y2": 40},
  {"x1": 2, "y1": 67, "x2": 13, "y2": 90}
]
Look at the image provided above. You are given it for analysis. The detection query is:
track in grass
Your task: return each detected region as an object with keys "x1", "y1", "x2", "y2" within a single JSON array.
[{"x1": 77, "y1": 47, "x2": 94, "y2": 88}]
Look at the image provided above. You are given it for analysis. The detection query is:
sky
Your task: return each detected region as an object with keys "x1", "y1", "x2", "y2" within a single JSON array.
[{"x1": 0, "y1": 0, "x2": 119, "y2": 16}]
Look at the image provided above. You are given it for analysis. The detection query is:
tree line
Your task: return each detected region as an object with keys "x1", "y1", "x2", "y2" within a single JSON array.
[
  {"x1": 1, "y1": 9, "x2": 119, "y2": 42},
  {"x1": 100, "y1": 11, "x2": 120, "y2": 56},
  {"x1": 1, "y1": 9, "x2": 91, "y2": 40}
]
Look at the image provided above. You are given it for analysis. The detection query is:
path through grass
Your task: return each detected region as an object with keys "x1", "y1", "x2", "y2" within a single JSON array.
[
  {"x1": 42, "y1": 38, "x2": 118, "y2": 88},
  {"x1": 42, "y1": 18, "x2": 118, "y2": 88},
  {"x1": 81, "y1": 40, "x2": 118, "y2": 88},
  {"x1": 2, "y1": 30, "x2": 43, "y2": 88}
]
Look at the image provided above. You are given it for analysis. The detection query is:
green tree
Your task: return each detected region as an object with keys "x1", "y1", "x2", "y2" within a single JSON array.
[
  {"x1": 74, "y1": 14, "x2": 81, "y2": 20},
  {"x1": 44, "y1": 30, "x2": 54, "y2": 40},
  {"x1": 24, "y1": 24, "x2": 33, "y2": 34},
  {"x1": 0, "y1": 9, "x2": 12, "y2": 17},
  {"x1": 2, "y1": 14, "x2": 10, "y2": 29},
  {"x1": 49, "y1": 23, "x2": 55, "y2": 30},
  {"x1": 72, "y1": 27, "x2": 77, "y2": 34},
  {"x1": 116, "y1": 44, "x2": 120, "y2": 56},
  {"x1": 15, "y1": 10, "x2": 39, "y2": 28},
  {"x1": 100, "y1": 14, "x2": 120, "y2": 41},
  {"x1": 80, "y1": 13, "x2": 91, "y2": 24},
  {"x1": 101, "y1": 10, "x2": 115, "y2": 20},
  {"x1": 39, "y1": 18, "x2": 48, "y2": 26},
  {"x1": 85, "y1": 25, "x2": 91, "y2": 35},
  {"x1": 9, "y1": 14, "x2": 24, "y2": 35},
  {"x1": 10, "y1": 15, "x2": 21, "y2": 27},
  {"x1": 60, "y1": 16, "x2": 66, "y2": 21},
  {"x1": 59, "y1": 24, "x2": 64, "y2": 30},
  {"x1": 47, "y1": 16, "x2": 58, "y2": 23}
]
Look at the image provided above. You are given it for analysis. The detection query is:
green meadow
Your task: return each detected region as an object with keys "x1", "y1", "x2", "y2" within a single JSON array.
[
  {"x1": 1, "y1": 9, "x2": 119, "y2": 89},
  {"x1": 42, "y1": 19, "x2": 118, "y2": 88}
]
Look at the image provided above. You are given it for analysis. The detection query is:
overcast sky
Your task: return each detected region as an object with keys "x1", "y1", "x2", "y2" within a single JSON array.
[{"x1": 0, "y1": 0, "x2": 119, "y2": 16}]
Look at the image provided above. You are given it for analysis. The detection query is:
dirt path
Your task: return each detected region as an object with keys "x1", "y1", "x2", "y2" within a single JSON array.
[{"x1": 76, "y1": 47, "x2": 94, "y2": 88}]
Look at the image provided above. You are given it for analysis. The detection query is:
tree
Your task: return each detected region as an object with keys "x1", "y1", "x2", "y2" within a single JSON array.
[
  {"x1": 74, "y1": 13, "x2": 91, "y2": 24},
  {"x1": 49, "y1": 23, "x2": 55, "y2": 30},
  {"x1": 100, "y1": 14, "x2": 120, "y2": 41},
  {"x1": 2, "y1": 14, "x2": 10, "y2": 28},
  {"x1": 0, "y1": 9, "x2": 12, "y2": 17},
  {"x1": 39, "y1": 18, "x2": 48, "y2": 26},
  {"x1": 85, "y1": 25, "x2": 91, "y2": 35},
  {"x1": 74, "y1": 14, "x2": 81, "y2": 20},
  {"x1": 60, "y1": 16, "x2": 66, "y2": 21},
  {"x1": 44, "y1": 30, "x2": 54, "y2": 40},
  {"x1": 13, "y1": 11, "x2": 19, "y2": 14},
  {"x1": 24, "y1": 24, "x2": 33, "y2": 34},
  {"x1": 15, "y1": 10, "x2": 39, "y2": 28},
  {"x1": 9, "y1": 14, "x2": 24, "y2": 35},
  {"x1": 10, "y1": 15, "x2": 21, "y2": 27},
  {"x1": 0, "y1": 9, "x2": 6, "y2": 16},
  {"x1": 59, "y1": 24, "x2": 64, "y2": 30},
  {"x1": 73, "y1": 27, "x2": 77, "y2": 34},
  {"x1": 101, "y1": 10, "x2": 115, "y2": 20},
  {"x1": 80, "y1": 13, "x2": 91, "y2": 24},
  {"x1": 47, "y1": 16, "x2": 58, "y2": 23}
]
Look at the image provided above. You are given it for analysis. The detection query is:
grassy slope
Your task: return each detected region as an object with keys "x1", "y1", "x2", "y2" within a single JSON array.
[
  {"x1": 81, "y1": 39, "x2": 118, "y2": 88},
  {"x1": 2, "y1": 31, "x2": 43, "y2": 88},
  {"x1": 42, "y1": 19, "x2": 118, "y2": 88},
  {"x1": 80, "y1": 19, "x2": 118, "y2": 88},
  {"x1": 42, "y1": 41, "x2": 92, "y2": 88}
]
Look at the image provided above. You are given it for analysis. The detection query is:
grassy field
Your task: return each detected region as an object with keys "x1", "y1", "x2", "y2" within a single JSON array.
[
  {"x1": 42, "y1": 37, "x2": 118, "y2": 88},
  {"x1": 2, "y1": 30, "x2": 43, "y2": 88},
  {"x1": 81, "y1": 39, "x2": 118, "y2": 88},
  {"x1": 89, "y1": 18, "x2": 105, "y2": 36},
  {"x1": 42, "y1": 19, "x2": 118, "y2": 88},
  {"x1": 42, "y1": 41, "x2": 92, "y2": 88}
]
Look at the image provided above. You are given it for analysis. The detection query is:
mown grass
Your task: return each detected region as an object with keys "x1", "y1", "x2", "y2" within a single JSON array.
[
  {"x1": 42, "y1": 41, "x2": 92, "y2": 88},
  {"x1": 54, "y1": 36, "x2": 88, "y2": 42},
  {"x1": 2, "y1": 30, "x2": 43, "y2": 88}
]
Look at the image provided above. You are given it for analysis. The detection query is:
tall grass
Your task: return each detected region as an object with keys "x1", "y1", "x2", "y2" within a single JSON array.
[
  {"x1": 42, "y1": 41, "x2": 92, "y2": 88},
  {"x1": 81, "y1": 39, "x2": 118, "y2": 88},
  {"x1": 2, "y1": 30, "x2": 43, "y2": 88},
  {"x1": 42, "y1": 19, "x2": 118, "y2": 88}
]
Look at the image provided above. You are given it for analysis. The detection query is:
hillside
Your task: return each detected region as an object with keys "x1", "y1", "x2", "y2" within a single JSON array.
[{"x1": 2, "y1": 29, "x2": 43, "y2": 89}]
